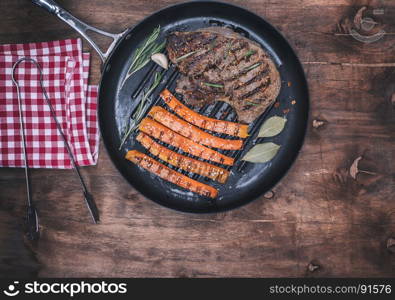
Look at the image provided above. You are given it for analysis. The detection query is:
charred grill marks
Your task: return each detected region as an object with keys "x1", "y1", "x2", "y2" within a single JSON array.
[
  {"x1": 167, "y1": 27, "x2": 281, "y2": 123},
  {"x1": 241, "y1": 79, "x2": 271, "y2": 99}
]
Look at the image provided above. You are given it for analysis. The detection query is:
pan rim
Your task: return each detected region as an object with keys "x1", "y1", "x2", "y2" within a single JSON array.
[{"x1": 97, "y1": 0, "x2": 310, "y2": 213}]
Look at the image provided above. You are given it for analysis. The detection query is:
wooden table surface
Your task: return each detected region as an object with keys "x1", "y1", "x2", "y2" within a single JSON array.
[{"x1": 0, "y1": 0, "x2": 394, "y2": 278}]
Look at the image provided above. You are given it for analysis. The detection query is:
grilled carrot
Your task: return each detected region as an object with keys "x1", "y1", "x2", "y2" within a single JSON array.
[
  {"x1": 137, "y1": 132, "x2": 230, "y2": 183},
  {"x1": 125, "y1": 150, "x2": 218, "y2": 198},
  {"x1": 160, "y1": 89, "x2": 249, "y2": 138},
  {"x1": 148, "y1": 106, "x2": 243, "y2": 150},
  {"x1": 139, "y1": 118, "x2": 234, "y2": 166}
]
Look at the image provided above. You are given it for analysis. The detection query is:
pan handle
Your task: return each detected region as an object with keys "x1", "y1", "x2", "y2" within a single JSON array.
[{"x1": 31, "y1": 0, "x2": 127, "y2": 63}]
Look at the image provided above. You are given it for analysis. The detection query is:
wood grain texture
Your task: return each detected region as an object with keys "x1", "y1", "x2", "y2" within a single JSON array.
[{"x1": 0, "y1": 0, "x2": 394, "y2": 277}]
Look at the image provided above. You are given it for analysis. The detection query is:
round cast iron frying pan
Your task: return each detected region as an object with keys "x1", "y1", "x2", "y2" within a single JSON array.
[{"x1": 31, "y1": 0, "x2": 309, "y2": 213}]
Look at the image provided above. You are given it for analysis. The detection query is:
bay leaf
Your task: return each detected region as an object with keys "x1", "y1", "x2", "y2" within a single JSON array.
[
  {"x1": 241, "y1": 142, "x2": 280, "y2": 163},
  {"x1": 349, "y1": 156, "x2": 362, "y2": 179},
  {"x1": 257, "y1": 116, "x2": 287, "y2": 138},
  {"x1": 349, "y1": 156, "x2": 376, "y2": 180}
]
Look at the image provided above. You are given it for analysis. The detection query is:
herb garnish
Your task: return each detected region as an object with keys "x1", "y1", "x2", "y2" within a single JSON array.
[
  {"x1": 175, "y1": 51, "x2": 197, "y2": 62},
  {"x1": 121, "y1": 26, "x2": 165, "y2": 88},
  {"x1": 244, "y1": 62, "x2": 261, "y2": 72},
  {"x1": 244, "y1": 50, "x2": 256, "y2": 58},
  {"x1": 119, "y1": 71, "x2": 164, "y2": 149},
  {"x1": 246, "y1": 100, "x2": 259, "y2": 106},
  {"x1": 203, "y1": 82, "x2": 224, "y2": 88},
  {"x1": 242, "y1": 142, "x2": 280, "y2": 163},
  {"x1": 242, "y1": 116, "x2": 287, "y2": 163},
  {"x1": 257, "y1": 116, "x2": 287, "y2": 138}
]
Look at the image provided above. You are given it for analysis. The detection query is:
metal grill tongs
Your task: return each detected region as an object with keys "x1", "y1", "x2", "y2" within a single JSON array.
[{"x1": 12, "y1": 58, "x2": 100, "y2": 240}]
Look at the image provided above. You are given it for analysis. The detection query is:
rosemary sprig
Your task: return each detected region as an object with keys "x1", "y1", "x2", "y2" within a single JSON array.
[
  {"x1": 244, "y1": 62, "x2": 261, "y2": 72},
  {"x1": 203, "y1": 82, "x2": 224, "y2": 88},
  {"x1": 119, "y1": 71, "x2": 164, "y2": 149},
  {"x1": 175, "y1": 51, "x2": 197, "y2": 62},
  {"x1": 126, "y1": 40, "x2": 166, "y2": 77},
  {"x1": 244, "y1": 50, "x2": 256, "y2": 58},
  {"x1": 121, "y1": 26, "x2": 164, "y2": 88},
  {"x1": 246, "y1": 100, "x2": 259, "y2": 106},
  {"x1": 128, "y1": 26, "x2": 160, "y2": 72}
]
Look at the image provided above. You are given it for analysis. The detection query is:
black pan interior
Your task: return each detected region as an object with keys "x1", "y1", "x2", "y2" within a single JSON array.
[{"x1": 98, "y1": 1, "x2": 309, "y2": 213}]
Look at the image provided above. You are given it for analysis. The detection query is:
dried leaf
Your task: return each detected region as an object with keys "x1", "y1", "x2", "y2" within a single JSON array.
[
  {"x1": 242, "y1": 142, "x2": 280, "y2": 163},
  {"x1": 312, "y1": 119, "x2": 325, "y2": 128},
  {"x1": 257, "y1": 116, "x2": 287, "y2": 138},
  {"x1": 354, "y1": 6, "x2": 366, "y2": 30},
  {"x1": 308, "y1": 262, "x2": 320, "y2": 272},
  {"x1": 263, "y1": 190, "x2": 275, "y2": 199},
  {"x1": 349, "y1": 156, "x2": 362, "y2": 179}
]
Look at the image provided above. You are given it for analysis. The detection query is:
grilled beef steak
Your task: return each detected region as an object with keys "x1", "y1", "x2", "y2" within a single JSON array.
[{"x1": 167, "y1": 27, "x2": 281, "y2": 123}]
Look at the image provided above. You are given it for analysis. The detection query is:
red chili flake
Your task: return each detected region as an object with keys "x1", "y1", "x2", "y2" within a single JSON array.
[
  {"x1": 283, "y1": 108, "x2": 290, "y2": 114},
  {"x1": 291, "y1": 100, "x2": 296, "y2": 105},
  {"x1": 287, "y1": 81, "x2": 292, "y2": 87},
  {"x1": 274, "y1": 102, "x2": 280, "y2": 108}
]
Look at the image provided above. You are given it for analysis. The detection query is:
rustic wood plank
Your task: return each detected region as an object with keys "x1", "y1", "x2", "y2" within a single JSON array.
[{"x1": 0, "y1": 0, "x2": 394, "y2": 277}]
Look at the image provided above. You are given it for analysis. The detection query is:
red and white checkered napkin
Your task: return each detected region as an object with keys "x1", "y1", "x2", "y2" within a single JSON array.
[{"x1": 0, "y1": 39, "x2": 99, "y2": 168}]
